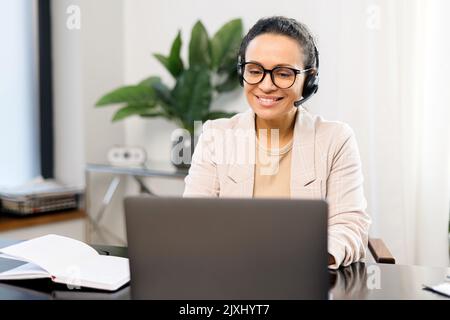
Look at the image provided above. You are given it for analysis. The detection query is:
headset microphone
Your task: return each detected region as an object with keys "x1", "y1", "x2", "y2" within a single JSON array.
[
  {"x1": 293, "y1": 44, "x2": 320, "y2": 108},
  {"x1": 293, "y1": 78, "x2": 318, "y2": 107}
]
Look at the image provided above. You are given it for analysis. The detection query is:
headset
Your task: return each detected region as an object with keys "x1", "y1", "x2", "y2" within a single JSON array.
[{"x1": 237, "y1": 39, "x2": 319, "y2": 108}]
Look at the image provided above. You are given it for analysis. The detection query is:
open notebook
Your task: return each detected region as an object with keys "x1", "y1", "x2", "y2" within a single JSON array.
[{"x1": 0, "y1": 235, "x2": 130, "y2": 291}]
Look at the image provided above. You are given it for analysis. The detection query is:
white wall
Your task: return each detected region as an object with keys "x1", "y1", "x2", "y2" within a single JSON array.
[
  {"x1": 52, "y1": 0, "x2": 126, "y2": 185},
  {"x1": 52, "y1": 0, "x2": 126, "y2": 245},
  {"x1": 52, "y1": 0, "x2": 84, "y2": 187}
]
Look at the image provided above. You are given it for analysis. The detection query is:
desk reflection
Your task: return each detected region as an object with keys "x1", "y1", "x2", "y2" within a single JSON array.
[
  {"x1": 1, "y1": 260, "x2": 447, "y2": 299},
  {"x1": 0, "y1": 279, "x2": 131, "y2": 300},
  {"x1": 330, "y1": 262, "x2": 370, "y2": 299}
]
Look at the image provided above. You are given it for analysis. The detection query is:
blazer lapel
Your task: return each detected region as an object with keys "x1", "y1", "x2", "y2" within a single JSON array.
[
  {"x1": 226, "y1": 109, "x2": 255, "y2": 197},
  {"x1": 224, "y1": 107, "x2": 317, "y2": 199},
  {"x1": 290, "y1": 107, "x2": 317, "y2": 198}
]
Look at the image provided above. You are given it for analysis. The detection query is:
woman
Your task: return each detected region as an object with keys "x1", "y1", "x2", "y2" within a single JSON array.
[{"x1": 183, "y1": 16, "x2": 371, "y2": 269}]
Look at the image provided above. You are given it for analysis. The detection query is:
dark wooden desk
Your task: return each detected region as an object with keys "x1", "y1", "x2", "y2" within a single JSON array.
[{"x1": 0, "y1": 240, "x2": 448, "y2": 300}]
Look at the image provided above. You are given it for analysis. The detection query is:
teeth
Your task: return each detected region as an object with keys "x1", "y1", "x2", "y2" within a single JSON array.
[
  {"x1": 258, "y1": 97, "x2": 281, "y2": 106},
  {"x1": 260, "y1": 98, "x2": 276, "y2": 102}
]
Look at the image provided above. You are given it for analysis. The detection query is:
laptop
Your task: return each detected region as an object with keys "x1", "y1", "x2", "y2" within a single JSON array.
[{"x1": 124, "y1": 196, "x2": 329, "y2": 300}]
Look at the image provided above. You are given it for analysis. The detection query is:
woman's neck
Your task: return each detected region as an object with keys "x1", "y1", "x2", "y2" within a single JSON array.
[{"x1": 255, "y1": 108, "x2": 297, "y2": 148}]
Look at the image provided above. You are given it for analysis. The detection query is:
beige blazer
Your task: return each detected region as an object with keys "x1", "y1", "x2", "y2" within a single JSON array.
[{"x1": 183, "y1": 107, "x2": 371, "y2": 269}]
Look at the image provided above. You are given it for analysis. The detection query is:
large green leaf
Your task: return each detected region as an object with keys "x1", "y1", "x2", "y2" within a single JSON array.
[
  {"x1": 153, "y1": 54, "x2": 169, "y2": 71},
  {"x1": 153, "y1": 31, "x2": 184, "y2": 78},
  {"x1": 151, "y1": 81, "x2": 177, "y2": 118},
  {"x1": 152, "y1": 81, "x2": 174, "y2": 107},
  {"x1": 96, "y1": 85, "x2": 156, "y2": 107},
  {"x1": 189, "y1": 21, "x2": 211, "y2": 68},
  {"x1": 213, "y1": 57, "x2": 240, "y2": 93},
  {"x1": 202, "y1": 111, "x2": 237, "y2": 121},
  {"x1": 172, "y1": 67, "x2": 212, "y2": 131},
  {"x1": 139, "y1": 76, "x2": 162, "y2": 87},
  {"x1": 211, "y1": 19, "x2": 243, "y2": 70},
  {"x1": 112, "y1": 104, "x2": 157, "y2": 122},
  {"x1": 96, "y1": 18, "x2": 244, "y2": 128},
  {"x1": 215, "y1": 72, "x2": 240, "y2": 93},
  {"x1": 140, "y1": 112, "x2": 166, "y2": 119}
]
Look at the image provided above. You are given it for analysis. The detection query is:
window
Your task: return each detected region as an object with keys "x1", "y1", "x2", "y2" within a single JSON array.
[{"x1": 0, "y1": 0, "x2": 54, "y2": 187}]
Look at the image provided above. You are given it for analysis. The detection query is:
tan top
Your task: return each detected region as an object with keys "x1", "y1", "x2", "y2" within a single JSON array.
[{"x1": 253, "y1": 137, "x2": 293, "y2": 198}]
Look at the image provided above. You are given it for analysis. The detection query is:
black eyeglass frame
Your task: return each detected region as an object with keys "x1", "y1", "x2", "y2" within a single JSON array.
[{"x1": 240, "y1": 61, "x2": 315, "y2": 89}]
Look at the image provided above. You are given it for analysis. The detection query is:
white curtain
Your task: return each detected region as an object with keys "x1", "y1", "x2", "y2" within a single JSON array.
[
  {"x1": 311, "y1": 0, "x2": 450, "y2": 266},
  {"x1": 414, "y1": 0, "x2": 450, "y2": 266}
]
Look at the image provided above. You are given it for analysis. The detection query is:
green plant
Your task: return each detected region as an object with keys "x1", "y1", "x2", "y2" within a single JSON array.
[{"x1": 95, "y1": 19, "x2": 243, "y2": 134}]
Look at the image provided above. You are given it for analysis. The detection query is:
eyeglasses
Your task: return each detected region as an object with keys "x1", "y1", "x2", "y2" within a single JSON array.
[{"x1": 241, "y1": 62, "x2": 314, "y2": 89}]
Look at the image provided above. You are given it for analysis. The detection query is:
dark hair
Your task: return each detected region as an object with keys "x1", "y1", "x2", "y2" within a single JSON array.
[{"x1": 239, "y1": 16, "x2": 317, "y2": 69}]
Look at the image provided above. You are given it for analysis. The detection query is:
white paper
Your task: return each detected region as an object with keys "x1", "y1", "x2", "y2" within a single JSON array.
[
  {"x1": 0, "y1": 235, "x2": 98, "y2": 274},
  {"x1": 0, "y1": 262, "x2": 50, "y2": 280},
  {"x1": 0, "y1": 235, "x2": 130, "y2": 291},
  {"x1": 427, "y1": 282, "x2": 450, "y2": 297},
  {"x1": 53, "y1": 255, "x2": 130, "y2": 291}
]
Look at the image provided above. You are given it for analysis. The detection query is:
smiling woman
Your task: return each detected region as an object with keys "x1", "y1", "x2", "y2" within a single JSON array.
[
  {"x1": 183, "y1": 16, "x2": 371, "y2": 269},
  {"x1": 243, "y1": 33, "x2": 308, "y2": 146}
]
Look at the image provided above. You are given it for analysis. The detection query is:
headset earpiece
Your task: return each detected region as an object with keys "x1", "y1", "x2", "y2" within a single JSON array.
[
  {"x1": 237, "y1": 56, "x2": 244, "y2": 87},
  {"x1": 294, "y1": 44, "x2": 320, "y2": 107},
  {"x1": 301, "y1": 69, "x2": 319, "y2": 99}
]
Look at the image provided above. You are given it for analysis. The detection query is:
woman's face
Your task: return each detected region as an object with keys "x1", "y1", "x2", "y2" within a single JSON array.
[{"x1": 243, "y1": 33, "x2": 305, "y2": 122}]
